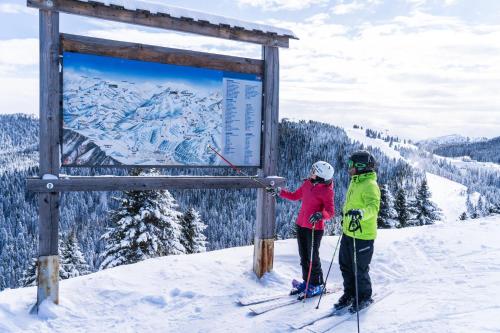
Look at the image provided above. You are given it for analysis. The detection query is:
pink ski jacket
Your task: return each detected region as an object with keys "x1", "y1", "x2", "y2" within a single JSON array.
[{"x1": 279, "y1": 179, "x2": 335, "y2": 231}]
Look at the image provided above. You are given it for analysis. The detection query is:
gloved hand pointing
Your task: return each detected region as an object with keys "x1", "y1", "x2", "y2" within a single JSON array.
[{"x1": 265, "y1": 186, "x2": 281, "y2": 197}]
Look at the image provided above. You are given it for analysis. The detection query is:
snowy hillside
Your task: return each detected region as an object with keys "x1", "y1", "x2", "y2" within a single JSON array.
[
  {"x1": 344, "y1": 126, "x2": 411, "y2": 161},
  {"x1": 1, "y1": 215, "x2": 499, "y2": 333}
]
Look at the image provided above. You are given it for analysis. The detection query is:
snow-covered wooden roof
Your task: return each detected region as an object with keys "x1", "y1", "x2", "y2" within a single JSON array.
[{"x1": 27, "y1": 0, "x2": 297, "y2": 47}]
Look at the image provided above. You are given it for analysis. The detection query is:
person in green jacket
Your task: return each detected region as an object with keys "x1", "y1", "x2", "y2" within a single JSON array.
[{"x1": 334, "y1": 150, "x2": 381, "y2": 313}]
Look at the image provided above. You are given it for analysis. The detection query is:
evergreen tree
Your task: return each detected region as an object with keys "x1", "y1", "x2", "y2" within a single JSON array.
[
  {"x1": 180, "y1": 208, "x2": 208, "y2": 254},
  {"x1": 60, "y1": 231, "x2": 91, "y2": 279},
  {"x1": 466, "y1": 194, "x2": 477, "y2": 219},
  {"x1": 476, "y1": 196, "x2": 486, "y2": 217},
  {"x1": 20, "y1": 258, "x2": 38, "y2": 287},
  {"x1": 99, "y1": 170, "x2": 185, "y2": 270},
  {"x1": 412, "y1": 179, "x2": 442, "y2": 225},
  {"x1": 378, "y1": 184, "x2": 397, "y2": 228},
  {"x1": 459, "y1": 212, "x2": 467, "y2": 221},
  {"x1": 395, "y1": 187, "x2": 409, "y2": 228}
]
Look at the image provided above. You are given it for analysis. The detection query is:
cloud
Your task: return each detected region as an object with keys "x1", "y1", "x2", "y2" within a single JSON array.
[
  {"x1": 331, "y1": 1, "x2": 367, "y2": 15},
  {"x1": 0, "y1": 3, "x2": 36, "y2": 14},
  {"x1": 0, "y1": 77, "x2": 38, "y2": 116},
  {"x1": 331, "y1": 0, "x2": 381, "y2": 15},
  {"x1": 237, "y1": 0, "x2": 328, "y2": 11},
  {"x1": 0, "y1": 39, "x2": 38, "y2": 68},
  {"x1": 267, "y1": 11, "x2": 500, "y2": 139}
]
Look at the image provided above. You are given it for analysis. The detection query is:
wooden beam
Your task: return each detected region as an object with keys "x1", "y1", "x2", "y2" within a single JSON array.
[
  {"x1": 38, "y1": 9, "x2": 61, "y2": 310},
  {"x1": 27, "y1": 0, "x2": 291, "y2": 47},
  {"x1": 61, "y1": 34, "x2": 264, "y2": 75},
  {"x1": 254, "y1": 45, "x2": 279, "y2": 278},
  {"x1": 27, "y1": 176, "x2": 286, "y2": 192}
]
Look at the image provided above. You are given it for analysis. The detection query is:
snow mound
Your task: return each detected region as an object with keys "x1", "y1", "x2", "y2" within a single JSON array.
[{"x1": 1, "y1": 215, "x2": 500, "y2": 332}]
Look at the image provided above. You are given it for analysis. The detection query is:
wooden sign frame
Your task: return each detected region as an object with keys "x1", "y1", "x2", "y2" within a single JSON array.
[{"x1": 26, "y1": 0, "x2": 295, "y2": 311}]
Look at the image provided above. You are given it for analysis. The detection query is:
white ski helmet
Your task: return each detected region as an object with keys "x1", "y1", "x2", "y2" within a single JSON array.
[{"x1": 311, "y1": 161, "x2": 334, "y2": 181}]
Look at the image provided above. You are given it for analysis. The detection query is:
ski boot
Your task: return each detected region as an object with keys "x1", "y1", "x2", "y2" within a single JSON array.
[
  {"x1": 305, "y1": 284, "x2": 323, "y2": 298},
  {"x1": 349, "y1": 297, "x2": 374, "y2": 313},
  {"x1": 333, "y1": 293, "x2": 354, "y2": 311},
  {"x1": 290, "y1": 279, "x2": 307, "y2": 295}
]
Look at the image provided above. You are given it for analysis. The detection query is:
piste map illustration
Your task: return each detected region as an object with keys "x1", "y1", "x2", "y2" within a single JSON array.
[{"x1": 62, "y1": 52, "x2": 262, "y2": 167}]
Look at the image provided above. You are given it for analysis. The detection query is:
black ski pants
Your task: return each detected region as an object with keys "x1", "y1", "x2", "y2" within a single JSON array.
[
  {"x1": 339, "y1": 234, "x2": 374, "y2": 300},
  {"x1": 297, "y1": 225, "x2": 324, "y2": 286}
]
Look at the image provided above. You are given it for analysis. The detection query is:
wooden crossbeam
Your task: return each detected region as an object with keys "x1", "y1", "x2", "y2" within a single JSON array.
[
  {"x1": 27, "y1": 0, "x2": 292, "y2": 47},
  {"x1": 61, "y1": 33, "x2": 264, "y2": 75},
  {"x1": 27, "y1": 176, "x2": 286, "y2": 192}
]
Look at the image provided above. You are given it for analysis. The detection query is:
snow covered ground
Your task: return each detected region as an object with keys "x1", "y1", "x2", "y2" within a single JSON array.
[{"x1": 1, "y1": 214, "x2": 500, "y2": 333}]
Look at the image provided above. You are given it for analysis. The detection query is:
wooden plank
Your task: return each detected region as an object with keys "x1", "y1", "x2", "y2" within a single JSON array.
[
  {"x1": 38, "y1": 9, "x2": 61, "y2": 310},
  {"x1": 27, "y1": 0, "x2": 290, "y2": 47},
  {"x1": 253, "y1": 238, "x2": 274, "y2": 278},
  {"x1": 255, "y1": 45, "x2": 279, "y2": 240},
  {"x1": 254, "y1": 46, "x2": 279, "y2": 277},
  {"x1": 61, "y1": 34, "x2": 264, "y2": 75},
  {"x1": 27, "y1": 176, "x2": 286, "y2": 192},
  {"x1": 39, "y1": 8, "x2": 61, "y2": 257}
]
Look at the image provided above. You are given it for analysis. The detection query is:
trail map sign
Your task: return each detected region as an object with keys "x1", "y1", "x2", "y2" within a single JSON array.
[{"x1": 62, "y1": 52, "x2": 263, "y2": 167}]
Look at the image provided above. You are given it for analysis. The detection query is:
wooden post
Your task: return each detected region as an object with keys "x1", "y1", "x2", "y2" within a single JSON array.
[
  {"x1": 254, "y1": 45, "x2": 279, "y2": 278},
  {"x1": 37, "y1": 9, "x2": 61, "y2": 309}
]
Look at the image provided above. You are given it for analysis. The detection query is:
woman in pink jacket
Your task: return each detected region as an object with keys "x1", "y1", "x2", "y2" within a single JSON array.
[{"x1": 267, "y1": 161, "x2": 335, "y2": 298}]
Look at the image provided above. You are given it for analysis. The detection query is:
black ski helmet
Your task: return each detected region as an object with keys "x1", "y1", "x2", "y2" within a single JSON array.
[{"x1": 348, "y1": 150, "x2": 376, "y2": 174}]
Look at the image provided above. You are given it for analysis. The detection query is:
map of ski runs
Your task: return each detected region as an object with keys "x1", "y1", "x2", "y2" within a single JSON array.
[{"x1": 61, "y1": 52, "x2": 262, "y2": 167}]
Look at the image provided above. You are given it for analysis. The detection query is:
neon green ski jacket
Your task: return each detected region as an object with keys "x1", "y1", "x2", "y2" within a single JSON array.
[{"x1": 342, "y1": 171, "x2": 381, "y2": 240}]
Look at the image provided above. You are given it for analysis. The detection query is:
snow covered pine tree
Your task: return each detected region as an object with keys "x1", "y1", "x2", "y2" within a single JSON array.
[
  {"x1": 395, "y1": 187, "x2": 409, "y2": 228},
  {"x1": 412, "y1": 179, "x2": 442, "y2": 225},
  {"x1": 99, "y1": 169, "x2": 185, "y2": 270},
  {"x1": 180, "y1": 208, "x2": 208, "y2": 254},
  {"x1": 60, "y1": 230, "x2": 91, "y2": 279},
  {"x1": 377, "y1": 184, "x2": 397, "y2": 228}
]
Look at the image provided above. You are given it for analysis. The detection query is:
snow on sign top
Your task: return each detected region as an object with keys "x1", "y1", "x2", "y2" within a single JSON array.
[{"x1": 75, "y1": 0, "x2": 297, "y2": 39}]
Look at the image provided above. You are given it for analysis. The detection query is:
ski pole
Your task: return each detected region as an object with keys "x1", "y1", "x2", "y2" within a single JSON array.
[
  {"x1": 353, "y1": 229, "x2": 360, "y2": 333},
  {"x1": 315, "y1": 231, "x2": 342, "y2": 309},
  {"x1": 206, "y1": 144, "x2": 272, "y2": 189},
  {"x1": 303, "y1": 222, "x2": 316, "y2": 302}
]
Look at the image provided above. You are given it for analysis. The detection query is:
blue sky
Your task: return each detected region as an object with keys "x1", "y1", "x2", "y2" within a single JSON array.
[{"x1": 1, "y1": 0, "x2": 499, "y2": 140}]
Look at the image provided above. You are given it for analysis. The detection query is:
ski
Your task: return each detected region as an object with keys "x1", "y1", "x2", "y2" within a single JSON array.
[
  {"x1": 248, "y1": 287, "x2": 340, "y2": 315},
  {"x1": 237, "y1": 291, "x2": 296, "y2": 306},
  {"x1": 289, "y1": 289, "x2": 393, "y2": 330}
]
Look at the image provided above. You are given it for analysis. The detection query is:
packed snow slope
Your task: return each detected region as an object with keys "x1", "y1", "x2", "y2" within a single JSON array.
[{"x1": 1, "y1": 214, "x2": 500, "y2": 333}]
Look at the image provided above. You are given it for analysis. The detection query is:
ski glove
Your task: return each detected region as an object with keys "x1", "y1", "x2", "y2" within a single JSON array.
[
  {"x1": 265, "y1": 186, "x2": 281, "y2": 197},
  {"x1": 309, "y1": 212, "x2": 323, "y2": 224},
  {"x1": 346, "y1": 209, "x2": 363, "y2": 220},
  {"x1": 346, "y1": 209, "x2": 363, "y2": 232}
]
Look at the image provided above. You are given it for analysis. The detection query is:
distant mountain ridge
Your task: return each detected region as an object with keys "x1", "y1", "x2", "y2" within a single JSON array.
[
  {"x1": 416, "y1": 134, "x2": 488, "y2": 151},
  {"x1": 432, "y1": 136, "x2": 500, "y2": 164}
]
